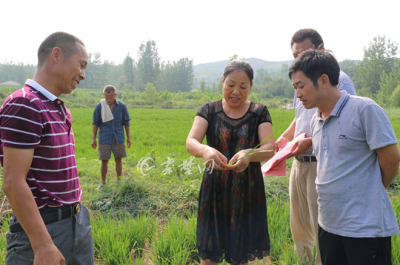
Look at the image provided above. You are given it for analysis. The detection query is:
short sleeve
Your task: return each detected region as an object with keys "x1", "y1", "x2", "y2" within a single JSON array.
[
  {"x1": 92, "y1": 104, "x2": 102, "y2": 126},
  {"x1": 0, "y1": 98, "x2": 43, "y2": 149},
  {"x1": 196, "y1": 103, "x2": 209, "y2": 121},
  {"x1": 122, "y1": 104, "x2": 130, "y2": 126},
  {"x1": 258, "y1": 105, "x2": 272, "y2": 126},
  {"x1": 338, "y1": 71, "x2": 356, "y2": 95},
  {"x1": 360, "y1": 104, "x2": 397, "y2": 150}
]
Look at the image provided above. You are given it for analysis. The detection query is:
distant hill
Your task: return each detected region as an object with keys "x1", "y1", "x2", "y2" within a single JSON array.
[{"x1": 193, "y1": 58, "x2": 293, "y2": 87}]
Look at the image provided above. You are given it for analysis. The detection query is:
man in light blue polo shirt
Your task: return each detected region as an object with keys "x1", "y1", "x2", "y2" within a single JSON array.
[
  {"x1": 289, "y1": 49, "x2": 400, "y2": 265},
  {"x1": 275, "y1": 28, "x2": 356, "y2": 265}
]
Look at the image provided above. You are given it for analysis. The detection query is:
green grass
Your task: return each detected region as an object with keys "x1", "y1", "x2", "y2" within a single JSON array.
[{"x1": 1, "y1": 107, "x2": 400, "y2": 264}]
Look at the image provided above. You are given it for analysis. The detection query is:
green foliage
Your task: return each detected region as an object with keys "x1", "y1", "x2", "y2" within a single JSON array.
[
  {"x1": 0, "y1": 61, "x2": 35, "y2": 85},
  {"x1": 391, "y1": 85, "x2": 400, "y2": 108},
  {"x1": 123, "y1": 53, "x2": 135, "y2": 86},
  {"x1": 358, "y1": 36, "x2": 398, "y2": 96},
  {"x1": 137, "y1": 40, "x2": 161, "y2": 88},
  {"x1": 150, "y1": 215, "x2": 194, "y2": 265},
  {"x1": 143, "y1": 83, "x2": 160, "y2": 105}
]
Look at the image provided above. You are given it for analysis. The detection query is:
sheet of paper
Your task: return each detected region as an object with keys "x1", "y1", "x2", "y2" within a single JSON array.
[{"x1": 262, "y1": 133, "x2": 306, "y2": 176}]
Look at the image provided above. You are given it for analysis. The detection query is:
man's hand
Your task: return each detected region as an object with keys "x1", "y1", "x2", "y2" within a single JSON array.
[
  {"x1": 127, "y1": 138, "x2": 131, "y2": 148},
  {"x1": 275, "y1": 136, "x2": 290, "y2": 153},
  {"x1": 91, "y1": 139, "x2": 97, "y2": 149},
  {"x1": 288, "y1": 137, "x2": 312, "y2": 157},
  {"x1": 33, "y1": 244, "x2": 65, "y2": 265}
]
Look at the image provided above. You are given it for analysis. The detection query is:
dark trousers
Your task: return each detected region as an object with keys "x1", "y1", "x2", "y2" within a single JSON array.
[
  {"x1": 318, "y1": 225, "x2": 392, "y2": 265},
  {"x1": 5, "y1": 204, "x2": 94, "y2": 265}
]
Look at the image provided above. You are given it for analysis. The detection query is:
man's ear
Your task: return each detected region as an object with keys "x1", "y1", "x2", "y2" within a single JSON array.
[
  {"x1": 320, "y1": 74, "x2": 330, "y2": 89},
  {"x1": 50, "y1": 47, "x2": 64, "y2": 64}
]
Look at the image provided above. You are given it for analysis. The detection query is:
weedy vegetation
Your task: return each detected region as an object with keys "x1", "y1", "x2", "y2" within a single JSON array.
[{"x1": 1, "y1": 108, "x2": 400, "y2": 264}]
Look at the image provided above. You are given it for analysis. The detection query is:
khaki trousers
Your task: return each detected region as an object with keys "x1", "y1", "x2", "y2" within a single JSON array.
[{"x1": 289, "y1": 159, "x2": 321, "y2": 265}]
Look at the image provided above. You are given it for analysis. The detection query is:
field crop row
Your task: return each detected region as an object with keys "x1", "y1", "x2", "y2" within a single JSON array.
[{"x1": 1, "y1": 108, "x2": 400, "y2": 264}]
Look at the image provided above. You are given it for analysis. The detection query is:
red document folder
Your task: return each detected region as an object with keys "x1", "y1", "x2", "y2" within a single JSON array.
[{"x1": 262, "y1": 133, "x2": 306, "y2": 176}]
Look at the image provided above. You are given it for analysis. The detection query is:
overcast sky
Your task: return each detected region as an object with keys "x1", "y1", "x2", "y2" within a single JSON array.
[{"x1": 1, "y1": 0, "x2": 399, "y2": 66}]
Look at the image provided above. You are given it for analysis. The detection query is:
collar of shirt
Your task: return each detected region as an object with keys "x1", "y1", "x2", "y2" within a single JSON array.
[
  {"x1": 25, "y1": 79, "x2": 59, "y2": 102},
  {"x1": 317, "y1": 90, "x2": 350, "y2": 121}
]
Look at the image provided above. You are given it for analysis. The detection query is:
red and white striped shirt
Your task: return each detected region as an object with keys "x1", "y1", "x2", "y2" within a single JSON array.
[{"x1": 0, "y1": 79, "x2": 82, "y2": 210}]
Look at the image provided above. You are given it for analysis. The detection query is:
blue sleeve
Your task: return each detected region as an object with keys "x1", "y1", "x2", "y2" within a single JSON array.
[
  {"x1": 92, "y1": 104, "x2": 102, "y2": 126},
  {"x1": 360, "y1": 104, "x2": 397, "y2": 150},
  {"x1": 340, "y1": 83, "x2": 356, "y2": 96},
  {"x1": 122, "y1": 104, "x2": 130, "y2": 126}
]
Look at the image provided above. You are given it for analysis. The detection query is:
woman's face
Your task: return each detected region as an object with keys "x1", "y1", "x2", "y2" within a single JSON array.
[{"x1": 222, "y1": 69, "x2": 251, "y2": 108}]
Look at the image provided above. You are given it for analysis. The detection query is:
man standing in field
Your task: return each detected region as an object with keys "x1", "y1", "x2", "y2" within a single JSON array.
[
  {"x1": 275, "y1": 28, "x2": 356, "y2": 265},
  {"x1": 0, "y1": 32, "x2": 94, "y2": 264},
  {"x1": 92, "y1": 85, "x2": 131, "y2": 188},
  {"x1": 289, "y1": 48, "x2": 400, "y2": 264}
]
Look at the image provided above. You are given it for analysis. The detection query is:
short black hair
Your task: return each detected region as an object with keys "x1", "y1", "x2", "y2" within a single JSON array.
[
  {"x1": 222, "y1": 60, "x2": 254, "y2": 86},
  {"x1": 38, "y1": 32, "x2": 85, "y2": 67},
  {"x1": 291, "y1": 28, "x2": 324, "y2": 49},
  {"x1": 288, "y1": 49, "x2": 340, "y2": 87}
]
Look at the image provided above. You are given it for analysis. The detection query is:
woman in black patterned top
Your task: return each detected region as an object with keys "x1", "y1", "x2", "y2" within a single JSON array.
[{"x1": 186, "y1": 60, "x2": 275, "y2": 265}]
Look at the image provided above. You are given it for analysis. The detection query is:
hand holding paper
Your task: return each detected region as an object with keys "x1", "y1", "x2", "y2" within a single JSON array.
[{"x1": 262, "y1": 133, "x2": 306, "y2": 176}]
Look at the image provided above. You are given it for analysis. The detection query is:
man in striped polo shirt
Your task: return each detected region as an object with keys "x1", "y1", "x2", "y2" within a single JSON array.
[
  {"x1": 0, "y1": 32, "x2": 94, "y2": 264},
  {"x1": 275, "y1": 29, "x2": 356, "y2": 265}
]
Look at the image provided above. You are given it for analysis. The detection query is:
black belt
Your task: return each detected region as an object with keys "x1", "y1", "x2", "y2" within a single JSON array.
[
  {"x1": 294, "y1": 155, "x2": 317, "y2": 162},
  {"x1": 9, "y1": 203, "x2": 81, "y2": 233}
]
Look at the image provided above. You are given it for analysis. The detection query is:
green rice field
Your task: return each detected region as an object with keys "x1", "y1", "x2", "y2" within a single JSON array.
[{"x1": 1, "y1": 108, "x2": 400, "y2": 264}]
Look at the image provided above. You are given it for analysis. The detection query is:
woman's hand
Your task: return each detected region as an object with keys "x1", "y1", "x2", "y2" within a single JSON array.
[
  {"x1": 228, "y1": 150, "x2": 251, "y2": 173},
  {"x1": 202, "y1": 146, "x2": 228, "y2": 171}
]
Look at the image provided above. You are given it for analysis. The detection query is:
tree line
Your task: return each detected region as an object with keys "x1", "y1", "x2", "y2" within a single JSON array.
[{"x1": 1, "y1": 36, "x2": 400, "y2": 107}]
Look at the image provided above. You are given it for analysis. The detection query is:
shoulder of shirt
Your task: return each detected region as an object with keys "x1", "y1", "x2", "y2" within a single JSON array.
[
  {"x1": 3, "y1": 86, "x2": 44, "y2": 108},
  {"x1": 339, "y1": 70, "x2": 353, "y2": 83},
  {"x1": 347, "y1": 95, "x2": 382, "y2": 111},
  {"x1": 116, "y1": 100, "x2": 127, "y2": 106},
  {"x1": 250, "y1": 102, "x2": 267, "y2": 114},
  {"x1": 200, "y1": 100, "x2": 222, "y2": 114}
]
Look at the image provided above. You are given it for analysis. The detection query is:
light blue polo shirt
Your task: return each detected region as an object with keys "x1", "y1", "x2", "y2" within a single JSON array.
[{"x1": 311, "y1": 90, "x2": 399, "y2": 238}]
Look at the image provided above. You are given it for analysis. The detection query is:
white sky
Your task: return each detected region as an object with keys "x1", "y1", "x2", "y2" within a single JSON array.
[{"x1": 1, "y1": 0, "x2": 399, "y2": 66}]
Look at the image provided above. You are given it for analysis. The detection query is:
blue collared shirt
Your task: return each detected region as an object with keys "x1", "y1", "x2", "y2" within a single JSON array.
[
  {"x1": 92, "y1": 100, "x2": 130, "y2": 144},
  {"x1": 310, "y1": 90, "x2": 399, "y2": 237}
]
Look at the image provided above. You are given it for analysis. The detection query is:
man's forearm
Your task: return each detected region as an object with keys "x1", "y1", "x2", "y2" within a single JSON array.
[
  {"x1": 3, "y1": 177, "x2": 53, "y2": 252},
  {"x1": 92, "y1": 125, "x2": 98, "y2": 140},
  {"x1": 281, "y1": 117, "x2": 296, "y2": 141},
  {"x1": 376, "y1": 144, "x2": 400, "y2": 188},
  {"x1": 124, "y1": 125, "x2": 130, "y2": 139}
]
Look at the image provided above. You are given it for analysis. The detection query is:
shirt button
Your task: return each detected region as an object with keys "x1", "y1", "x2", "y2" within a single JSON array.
[{"x1": 57, "y1": 101, "x2": 61, "y2": 104}]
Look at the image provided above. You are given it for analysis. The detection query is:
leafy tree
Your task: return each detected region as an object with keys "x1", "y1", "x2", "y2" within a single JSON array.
[
  {"x1": 175, "y1": 58, "x2": 194, "y2": 92},
  {"x1": 199, "y1": 79, "x2": 206, "y2": 93},
  {"x1": 143, "y1": 83, "x2": 159, "y2": 105},
  {"x1": 339, "y1": 60, "x2": 360, "y2": 90},
  {"x1": 391, "y1": 85, "x2": 400, "y2": 107},
  {"x1": 123, "y1": 53, "x2": 135, "y2": 87},
  {"x1": 376, "y1": 71, "x2": 397, "y2": 107},
  {"x1": 358, "y1": 36, "x2": 398, "y2": 96},
  {"x1": 137, "y1": 40, "x2": 161, "y2": 87}
]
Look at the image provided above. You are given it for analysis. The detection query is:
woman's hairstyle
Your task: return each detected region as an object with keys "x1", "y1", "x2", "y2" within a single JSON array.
[
  {"x1": 288, "y1": 49, "x2": 339, "y2": 87},
  {"x1": 222, "y1": 60, "x2": 254, "y2": 86}
]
